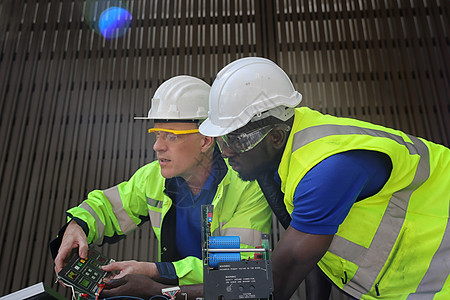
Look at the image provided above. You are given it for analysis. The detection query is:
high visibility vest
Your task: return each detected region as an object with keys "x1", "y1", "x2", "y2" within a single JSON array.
[
  {"x1": 278, "y1": 107, "x2": 450, "y2": 299},
  {"x1": 67, "y1": 159, "x2": 272, "y2": 285}
]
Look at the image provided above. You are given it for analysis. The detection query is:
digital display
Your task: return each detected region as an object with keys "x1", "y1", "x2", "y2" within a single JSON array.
[
  {"x1": 67, "y1": 271, "x2": 78, "y2": 280},
  {"x1": 80, "y1": 278, "x2": 91, "y2": 288}
]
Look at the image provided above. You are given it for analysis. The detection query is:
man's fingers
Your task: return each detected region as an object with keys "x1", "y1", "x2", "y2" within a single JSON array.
[
  {"x1": 103, "y1": 277, "x2": 124, "y2": 289},
  {"x1": 55, "y1": 242, "x2": 84, "y2": 274},
  {"x1": 100, "y1": 283, "x2": 122, "y2": 298},
  {"x1": 102, "y1": 261, "x2": 122, "y2": 272},
  {"x1": 54, "y1": 250, "x2": 70, "y2": 274},
  {"x1": 54, "y1": 258, "x2": 63, "y2": 274},
  {"x1": 101, "y1": 277, "x2": 134, "y2": 298},
  {"x1": 54, "y1": 264, "x2": 62, "y2": 275},
  {"x1": 78, "y1": 243, "x2": 88, "y2": 259}
]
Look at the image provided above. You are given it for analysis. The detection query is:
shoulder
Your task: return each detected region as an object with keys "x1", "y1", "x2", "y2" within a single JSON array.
[
  {"x1": 134, "y1": 160, "x2": 161, "y2": 175},
  {"x1": 129, "y1": 161, "x2": 165, "y2": 186}
]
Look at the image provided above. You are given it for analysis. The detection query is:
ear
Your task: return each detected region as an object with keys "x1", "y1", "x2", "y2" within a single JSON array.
[
  {"x1": 269, "y1": 128, "x2": 288, "y2": 150},
  {"x1": 200, "y1": 136, "x2": 215, "y2": 153}
]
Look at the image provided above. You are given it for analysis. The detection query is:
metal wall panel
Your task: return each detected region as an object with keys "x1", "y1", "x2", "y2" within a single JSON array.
[{"x1": 0, "y1": 0, "x2": 448, "y2": 298}]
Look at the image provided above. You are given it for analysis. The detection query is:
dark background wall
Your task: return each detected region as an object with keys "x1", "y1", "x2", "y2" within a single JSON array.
[{"x1": 0, "y1": 0, "x2": 448, "y2": 298}]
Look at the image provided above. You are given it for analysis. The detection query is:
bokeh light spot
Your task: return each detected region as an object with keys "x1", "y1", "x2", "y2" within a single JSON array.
[
  {"x1": 98, "y1": 7, "x2": 132, "y2": 39},
  {"x1": 83, "y1": 0, "x2": 133, "y2": 40}
]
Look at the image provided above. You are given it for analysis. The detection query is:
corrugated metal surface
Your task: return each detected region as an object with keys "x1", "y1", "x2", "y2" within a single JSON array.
[{"x1": 0, "y1": 0, "x2": 448, "y2": 298}]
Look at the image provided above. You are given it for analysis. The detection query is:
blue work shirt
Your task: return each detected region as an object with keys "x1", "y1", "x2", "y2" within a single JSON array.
[
  {"x1": 276, "y1": 150, "x2": 392, "y2": 235},
  {"x1": 172, "y1": 166, "x2": 217, "y2": 259}
]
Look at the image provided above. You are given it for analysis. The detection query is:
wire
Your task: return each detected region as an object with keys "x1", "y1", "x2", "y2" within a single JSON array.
[
  {"x1": 95, "y1": 284, "x2": 106, "y2": 300},
  {"x1": 102, "y1": 296, "x2": 150, "y2": 300},
  {"x1": 63, "y1": 282, "x2": 77, "y2": 300},
  {"x1": 95, "y1": 286, "x2": 102, "y2": 300},
  {"x1": 77, "y1": 294, "x2": 168, "y2": 299}
]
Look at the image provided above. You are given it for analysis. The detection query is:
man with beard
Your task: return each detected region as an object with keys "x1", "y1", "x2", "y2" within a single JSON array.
[{"x1": 199, "y1": 57, "x2": 450, "y2": 299}]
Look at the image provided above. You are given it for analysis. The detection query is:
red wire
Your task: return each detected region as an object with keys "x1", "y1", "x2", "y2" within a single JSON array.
[{"x1": 95, "y1": 284, "x2": 106, "y2": 300}]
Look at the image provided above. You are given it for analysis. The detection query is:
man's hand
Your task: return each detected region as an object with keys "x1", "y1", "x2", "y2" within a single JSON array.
[
  {"x1": 101, "y1": 274, "x2": 166, "y2": 298},
  {"x1": 102, "y1": 260, "x2": 159, "y2": 279},
  {"x1": 54, "y1": 220, "x2": 88, "y2": 275},
  {"x1": 271, "y1": 226, "x2": 334, "y2": 299}
]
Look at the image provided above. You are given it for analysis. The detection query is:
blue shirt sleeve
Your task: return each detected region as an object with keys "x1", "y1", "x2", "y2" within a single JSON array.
[
  {"x1": 155, "y1": 262, "x2": 178, "y2": 280},
  {"x1": 290, "y1": 150, "x2": 392, "y2": 235}
]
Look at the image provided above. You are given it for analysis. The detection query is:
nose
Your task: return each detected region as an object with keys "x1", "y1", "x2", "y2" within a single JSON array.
[{"x1": 153, "y1": 136, "x2": 167, "y2": 152}]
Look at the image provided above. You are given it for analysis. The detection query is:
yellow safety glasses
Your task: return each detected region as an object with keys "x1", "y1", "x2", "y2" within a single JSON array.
[{"x1": 148, "y1": 128, "x2": 200, "y2": 143}]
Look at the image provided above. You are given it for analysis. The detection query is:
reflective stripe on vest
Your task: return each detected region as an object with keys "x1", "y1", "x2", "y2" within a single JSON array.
[
  {"x1": 213, "y1": 223, "x2": 265, "y2": 247},
  {"x1": 103, "y1": 186, "x2": 137, "y2": 235},
  {"x1": 80, "y1": 202, "x2": 105, "y2": 244},
  {"x1": 292, "y1": 124, "x2": 449, "y2": 297},
  {"x1": 407, "y1": 206, "x2": 450, "y2": 299},
  {"x1": 147, "y1": 197, "x2": 163, "y2": 229}
]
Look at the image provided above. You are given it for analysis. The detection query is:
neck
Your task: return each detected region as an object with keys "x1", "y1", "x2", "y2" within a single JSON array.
[{"x1": 184, "y1": 152, "x2": 214, "y2": 196}]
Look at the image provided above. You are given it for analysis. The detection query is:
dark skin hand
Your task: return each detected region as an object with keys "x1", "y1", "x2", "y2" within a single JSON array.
[
  {"x1": 271, "y1": 226, "x2": 334, "y2": 299},
  {"x1": 101, "y1": 274, "x2": 203, "y2": 299}
]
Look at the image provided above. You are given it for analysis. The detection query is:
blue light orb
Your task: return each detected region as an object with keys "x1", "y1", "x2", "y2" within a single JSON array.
[
  {"x1": 83, "y1": 1, "x2": 133, "y2": 40},
  {"x1": 98, "y1": 7, "x2": 132, "y2": 39}
]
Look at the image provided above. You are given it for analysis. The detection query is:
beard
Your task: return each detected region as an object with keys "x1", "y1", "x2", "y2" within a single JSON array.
[
  {"x1": 227, "y1": 136, "x2": 283, "y2": 181},
  {"x1": 238, "y1": 172, "x2": 257, "y2": 182},
  {"x1": 235, "y1": 161, "x2": 274, "y2": 181}
]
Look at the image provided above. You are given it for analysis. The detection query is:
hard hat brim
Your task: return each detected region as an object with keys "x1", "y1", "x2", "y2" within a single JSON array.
[
  {"x1": 199, "y1": 118, "x2": 234, "y2": 137},
  {"x1": 134, "y1": 116, "x2": 202, "y2": 123}
]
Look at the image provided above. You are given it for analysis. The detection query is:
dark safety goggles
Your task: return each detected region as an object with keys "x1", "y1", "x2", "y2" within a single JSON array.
[{"x1": 217, "y1": 124, "x2": 290, "y2": 153}]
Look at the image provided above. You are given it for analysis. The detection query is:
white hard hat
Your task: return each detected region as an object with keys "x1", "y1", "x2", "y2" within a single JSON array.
[
  {"x1": 136, "y1": 75, "x2": 210, "y2": 120},
  {"x1": 199, "y1": 57, "x2": 302, "y2": 137}
]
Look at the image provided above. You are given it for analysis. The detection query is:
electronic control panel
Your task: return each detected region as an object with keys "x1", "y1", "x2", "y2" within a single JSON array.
[
  {"x1": 202, "y1": 205, "x2": 273, "y2": 299},
  {"x1": 57, "y1": 247, "x2": 113, "y2": 298}
]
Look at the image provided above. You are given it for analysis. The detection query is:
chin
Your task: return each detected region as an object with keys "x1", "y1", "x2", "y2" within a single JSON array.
[
  {"x1": 160, "y1": 169, "x2": 175, "y2": 179},
  {"x1": 236, "y1": 162, "x2": 274, "y2": 182},
  {"x1": 237, "y1": 171, "x2": 258, "y2": 182}
]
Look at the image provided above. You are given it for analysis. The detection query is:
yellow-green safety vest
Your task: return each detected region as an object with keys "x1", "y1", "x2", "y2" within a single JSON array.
[
  {"x1": 278, "y1": 107, "x2": 450, "y2": 299},
  {"x1": 67, "y1": 159, "x2": 272, "y2": 285}
]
